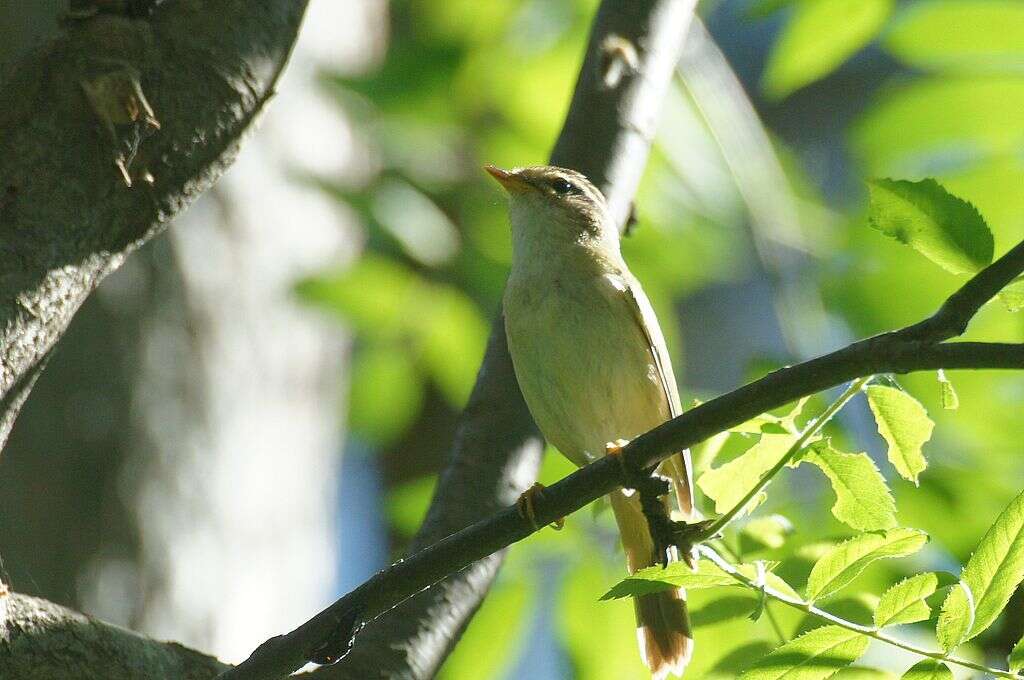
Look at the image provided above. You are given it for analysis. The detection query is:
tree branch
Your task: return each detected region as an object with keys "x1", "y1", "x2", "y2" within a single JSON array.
[
  {"x1": 0, "y1": 588, "x2": 228, "y2": 679},
  {"x1": 304, "y1": 2, "x2": 697, "y2": 679},
  {"x1": 225, "y1": 235, "x2": 1024, "y2": 680},
  {"x1": 0, "y1": 0, "x2": 308, "y2": 450}
]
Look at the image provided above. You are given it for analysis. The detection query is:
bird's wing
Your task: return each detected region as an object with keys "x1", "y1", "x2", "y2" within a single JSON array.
[{"x1": 621, "y1": 276, "x2": 695, "y2": 518}]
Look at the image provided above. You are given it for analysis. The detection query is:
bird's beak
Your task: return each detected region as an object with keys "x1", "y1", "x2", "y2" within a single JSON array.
[{"x1": 485, "y1": 165, "x2": 531, "y2": 193}]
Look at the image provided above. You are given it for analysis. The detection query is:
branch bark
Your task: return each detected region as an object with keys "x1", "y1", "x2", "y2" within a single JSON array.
[
  {"x1": 230, "y1": 1, "x2": 697, "y2": 679},
  {"x1": 0, "y1": 0, "x2": 308, "y2": 449},
  {"x1": 227, "y1": 236, "x2": 1024, "y2": 680},
  {"x1": 0, "y1": 588, "x2": 228, "y2": 679}
]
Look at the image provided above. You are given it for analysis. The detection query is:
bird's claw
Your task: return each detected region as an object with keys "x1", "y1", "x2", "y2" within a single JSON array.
[{"x1": 516, "y1": 482, "x2": 565, "y2": 531}]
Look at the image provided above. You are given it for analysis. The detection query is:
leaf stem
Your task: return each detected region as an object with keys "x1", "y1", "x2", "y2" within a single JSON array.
[
  {"x1": 698, "y1": 546, "x2": 1018, "y2": 679},
  {"x1": 697, "y1": 377, "x2": 871, "y2": 541}
]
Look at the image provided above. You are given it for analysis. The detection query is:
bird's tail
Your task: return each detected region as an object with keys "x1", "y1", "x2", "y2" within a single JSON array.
[{"x1": 610, "y1": 489, "x2": 693, "y2": 679}]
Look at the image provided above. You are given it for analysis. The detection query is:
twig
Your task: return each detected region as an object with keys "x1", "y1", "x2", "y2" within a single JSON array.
[
  {"x1": 696, "y1": 376, "x2": 870, "y2": 541},
  {"x1": 698, "y1": 546, "x2": 1018, "y2": 679},
  {"x1": 223, "y1": 236, "x2": 1024, "y2": 680}
]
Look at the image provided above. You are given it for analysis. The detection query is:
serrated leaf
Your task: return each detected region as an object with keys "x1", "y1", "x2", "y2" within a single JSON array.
[
  {"x1": 600, "y1": 560, "x2": 737, "y2": 601},
  {"x1": 740, "y1": 515, "x2": 795, "y2": 553},
  {"x1": 935, "y1": 581, "x2": 974, "y2": 652},
  {"x1": 762, "y1": 0, "x2": 893, "y2": 99},
  {"x1": 958, "y1": 487, "x2": 1024, "y2": 641},
  {"x1": 731, "y1": 398, "x2": 810, "y2": 435},
  {"x1": 873, "y1": 572, "x2": 938, "y2": 628},
  {"x1": 865, "y1": 385, "x2": 934, "y2": 484},
  {"x1": 900, "y1": 659, "x2": 953, "y2": 680},
  {"x1": 803, "y1": 442, "x2": 897, "y2": 531},
  {"x1": 867, "y1": 178, "x2": 994, "y2": 275},
  {"x1": 805, "y1": 528, "x2": 928, "y2": 601},
  {"x1": 1009, "y1": 632, "x2": 1024, "y2": 671},
  {"x1": 835, "y1": 669, "x2": 896, "y2": 680},
  {"x1": 936, "y1": 370, "x2": 959, "y2": 410},
  {"x1": 739, "y1": 625, "x2": 869, "y2": 679},
  {"x1": 697, "y1": 434, "x2": 798, "y2": 515}
]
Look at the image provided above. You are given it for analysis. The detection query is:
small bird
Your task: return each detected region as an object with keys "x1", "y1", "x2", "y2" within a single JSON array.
[{"x1": 487, "y1": 164, "x2": 695, "y2": 679}]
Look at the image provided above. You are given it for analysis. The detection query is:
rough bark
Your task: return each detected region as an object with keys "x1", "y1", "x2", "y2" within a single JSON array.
[
  {"x1": 0, "y1": 0, "x2": 309, "y2": 450},
  {"x1": 0, "y1": 588, "x2": 227, "y2": 679}
]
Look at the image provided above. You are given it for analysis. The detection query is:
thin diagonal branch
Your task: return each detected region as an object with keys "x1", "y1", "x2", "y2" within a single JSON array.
[{"x1": 224, "y1": 238, "x2": 1024, "y2": 680}]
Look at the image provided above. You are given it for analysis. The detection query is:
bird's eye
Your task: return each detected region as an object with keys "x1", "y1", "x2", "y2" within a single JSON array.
[{"x1": 550, "y1": 178, "x2": 576, "y2": 195}]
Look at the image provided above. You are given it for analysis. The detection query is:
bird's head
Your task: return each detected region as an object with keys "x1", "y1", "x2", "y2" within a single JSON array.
[{"x1": 485, "y1": 165, "x2": 615, "y2": 258}]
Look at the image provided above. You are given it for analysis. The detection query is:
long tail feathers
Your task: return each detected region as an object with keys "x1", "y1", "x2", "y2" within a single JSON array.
[{"x1": 611, "y1": 490, "x2": 693, "y2": 679}]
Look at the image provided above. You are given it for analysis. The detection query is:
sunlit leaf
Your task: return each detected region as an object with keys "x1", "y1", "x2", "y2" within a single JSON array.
[
  {"x1": 805, "y1": 528, "x2": 928, "y2": 601},
  {"x1": 867, "y1": 178, "x2": 994, "y2": 275},
  {"x1": 852, "y1": 77, "x2": 1024, "y2": 174},
  {"x1": 418, "y1": 287, "x2": 488, "y2": 406},
  {"x1": 295, "y1": 255, "x2": 423, "y2": 336},
  {"x1": 1009, "y1": 632, "x2": 1024, "y2": 671},
  {"x1": 731, "y1": 398, "x2": 810, "y2": 435},
  {"x1": 936, "y1": 370, "x2": 959, "y2": 410},
  {"x1": 387, "y1": 475, "x2": 436, "y2": 536},
  {"x1": 697, "y1": 434, "x2": 798, "y2": 515},
  {"x1": 935, "y1": 581, "x2": 973, "y2": 652},
  {"x1": 762, "y1": 0, "x2": 892, "y2": 99},
  {"x1": 865, "y1": 385, "x2": 934, "y2": 484},
  {"x1": 834, "y1": 668, "x2": 896, "y2": 680},
  {"x1": 348, "y1": 344, "x2": 424, "y2": 445},
  {"x1": 738, "y1": 625, "x2": 869, "y2": 679},
  {"x1": 957, "y1": 487, "x2": 1024, "y2": 641},
  {"x1": 740, "y1": 515, "x2": 795, "y2": 553},
  {"x1": 873, "y1": 572, "x2": 938, "y2": 628},
  {"x1": 803, "y1": 441, "x2": 897, "y2": 531},
  {"x1": 884, "y1": 1, "x2": 1024, "y2": 72},
  {"x1": 999, "y1": 280, "x2": 1024, "y2": 312},
  {"x1": 900, "y1": 659, "x2": 953, "y2": 680},
  {"x1": 601, "y1": 560, "x2": 738, "y2": 601}
]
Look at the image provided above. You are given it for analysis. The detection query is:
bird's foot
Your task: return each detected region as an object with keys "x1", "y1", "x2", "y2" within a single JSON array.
[{"x1": 516, "y1": 482, "x2": 565, "y2": 531}]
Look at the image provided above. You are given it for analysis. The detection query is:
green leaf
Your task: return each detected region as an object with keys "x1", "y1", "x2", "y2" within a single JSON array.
[
  {"x1": 803, "y1": 442, "x2": 897, "y2": 531},
  {"x1": 999, "y1": 281, "x2": 1024, "y2": 312},
  {"x1": 884, "y1": 1, "x2": 1024, "y2": 72},
  {"x1": 387, "y1": 476, "x2": 436, "y2": 536},
  {"x1": 835, "y1": 669, "x2": 896, "y2": 680},
  {"x1": 697, "y1": 434, "x2": 798, "y2": 515},
  {"x1": 295, "y1": 255, "x2": 423, "y2": 336},
  {"x1": 936, "y1": 370, "x2": 959, "y2": 410},
  {"x1": 417, "y1": 287, "x2": 488, "y2": 407},
  {"x1": 1009, "y1": 632, "x2": 1024, "y2": 671},
  {"x1": 900, "y1": 659, "x2": 953, "y2": 680},
  {"x1": 600, "y1": 560, "x2": 737, "y2": 601},
  {"x1": 805, "y1": 528, "x2": 928, "y2": 601},
  {"x1": 739, "y1": 625, "x2": 869, "y2": 679},
  {"x1": 958, "y1": 487, "x2": 1024, "y2": 641},
  {"x1": 762, "y1": 0, "x2": 893, "y2": 99},
  {"x1": 935, "y1": 581, "x2": 974, "y2": 653},
  {"x1": 865, "y1": 385, "x2": 934, "y2": 484},
  {"x1": 873, "y1": 572, "x2": 938, "y2": 628},
  {"x1": 866, "y1": 178, "x2": 994, "y2": 275},
  {"x1": 731, "y1": 398, "x2": 809, "y2": 435},
  {"x1": 348, "y1": 344, "x2": 424, "y2": 445},
  {"x1": 740, "y1": 515, "x2": 795, "y2": 553}
]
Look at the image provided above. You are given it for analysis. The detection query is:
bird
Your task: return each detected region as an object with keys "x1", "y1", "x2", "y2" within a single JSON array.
[{"x1": 487, "y1": 163, "x2": 695, "y2": 679}]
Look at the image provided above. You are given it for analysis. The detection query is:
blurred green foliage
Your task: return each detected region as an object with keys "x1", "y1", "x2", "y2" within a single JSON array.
[{"x1": 300, "y1": 0, "x2": 1024, "y2": 677}]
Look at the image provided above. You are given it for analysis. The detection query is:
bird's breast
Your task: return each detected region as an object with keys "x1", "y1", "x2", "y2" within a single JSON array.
[{"x1": 504, "y1": 272, "x2": 670, "y2": 465}]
